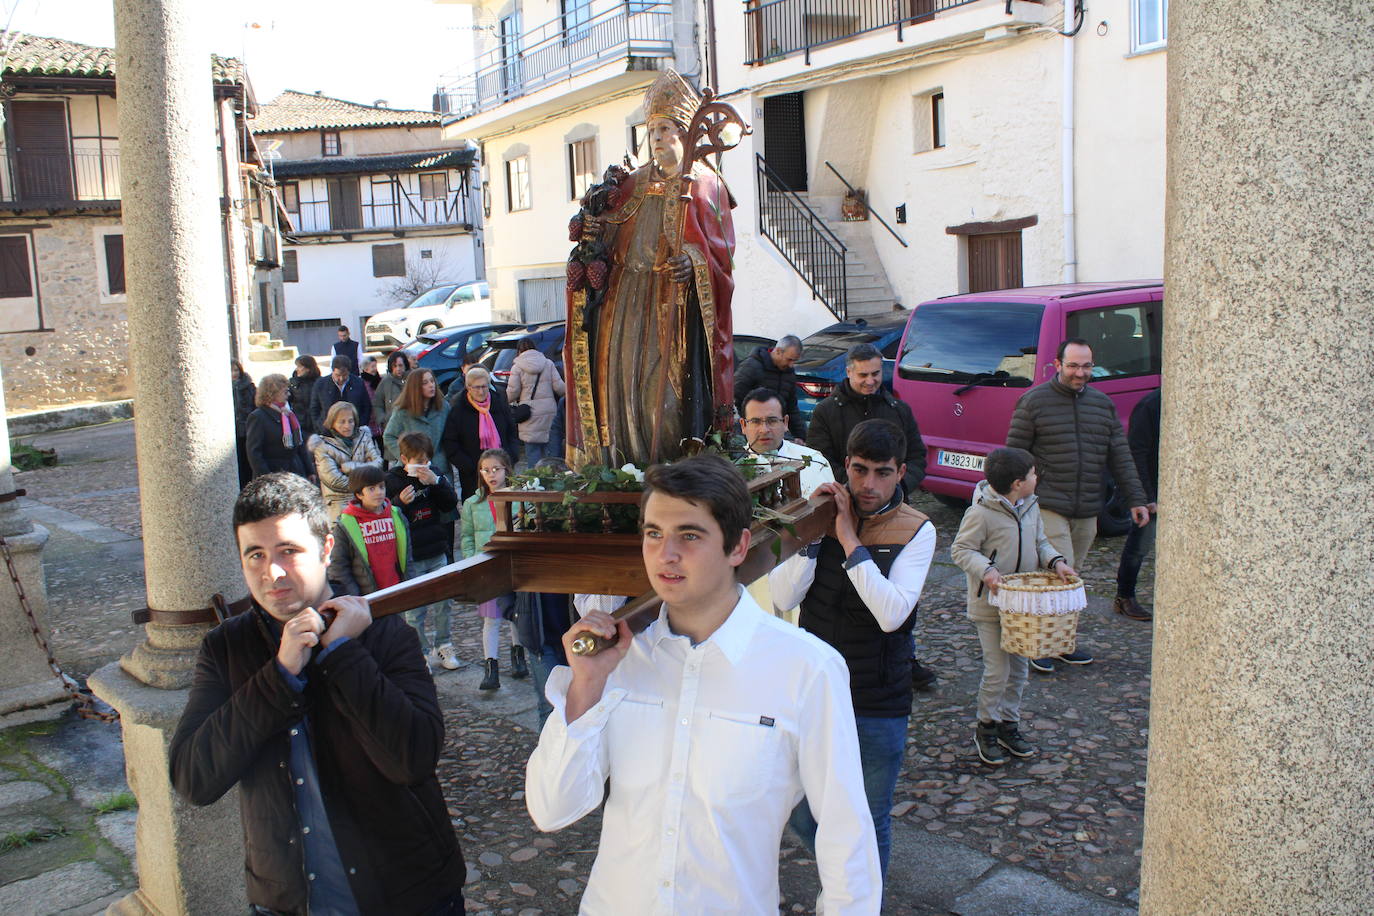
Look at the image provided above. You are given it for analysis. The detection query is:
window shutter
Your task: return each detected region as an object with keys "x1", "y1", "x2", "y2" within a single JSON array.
[
  {"x1": 0, "y1": 237, "x2": 33, "y2": 298},
  {"x1": 104, "y1": 234, "x2": 126, "y2": 295},
  {"x1": 283, "y1": 249, "x2": 299, "y2": 283},
  {"x1": 372, "y1": 243, "x2": 405, "y2": 278}
]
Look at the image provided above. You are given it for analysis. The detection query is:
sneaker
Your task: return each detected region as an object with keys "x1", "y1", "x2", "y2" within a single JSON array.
[
  {"x1": 974, "y1": 722, "x2": 1007, "y2": 765},
  {"x1": 436, "y1": 644, "x2": 463, "y2": 671},
  {"x1": 1029, "y1": 657, "x2": 1055, "y2": 673},
  {"x1": 911, "y1": 660, "x2": 937, "y2": 691},
  {"x1": 423, "y1": 649, "x2": 440, "y2": 673},
  {"x1": 1056, "y1": 649, "x2": 1095, "y2": 665},
  {"x1": 996, "y1": 721, "x2": 1038, "y2": 758},
  {"x1": 1114, "y1": 596, "x2": 1153, "y2": 621}
]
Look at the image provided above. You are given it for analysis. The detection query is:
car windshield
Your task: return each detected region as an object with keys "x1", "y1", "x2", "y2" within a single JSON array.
[
  {"x1": 898, "y1": 301, "x2": 1044, "y2": 384},
  {"x1": 796, "y1": 331, "x2": 885, "y2": 369},
  {"x1": 406, "y1": 286, "x2": 458, "y2": 308}
]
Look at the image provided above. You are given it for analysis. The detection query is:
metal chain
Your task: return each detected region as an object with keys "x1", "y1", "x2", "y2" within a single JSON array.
[{"x1": 0, "y1": 532, "x2": 119, "y2": 722}]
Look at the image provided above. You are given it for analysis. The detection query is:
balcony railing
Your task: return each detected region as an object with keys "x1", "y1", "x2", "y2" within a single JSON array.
[
  {"x1": 745, "y1": 0, "x2": 983, "y2": 65},
  {"x1": 436, "y1": 2, "x2": 674, "y2": 122},
  {"x1": 288, "y1": 186, "x2": 473, "y2": 235},
  {"x1": 0, "y1": 149, "x2": 121, "y2": 203}
]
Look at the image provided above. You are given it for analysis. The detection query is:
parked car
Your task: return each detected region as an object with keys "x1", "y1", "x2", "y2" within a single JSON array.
[
  {"x1": 791, "y1": 314, "x2": 909, "y2": 424},
  {"x1": 472, "y1": 322, "x2": 567, "y2": 394},
  {"x1": 894, "y1": 281, "x2": 1163, "y2": 535},
  {"x1": 732, "y1": 334, "x2": 776, "y2": 369},
  {"x1": 395, "y1": 321, "x2": 520, "y2": 394},
  {"x1": 366, "y1": 281, "x2": 492, "y2": 351}
]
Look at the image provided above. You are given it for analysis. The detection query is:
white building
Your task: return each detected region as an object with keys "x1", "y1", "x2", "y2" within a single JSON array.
[
  {"x1": 252, "y1": 91, "x2": 484, "y2": 356},
  {"x1": 434, "y1": 0, "x2": 1166, "y2": 339}
]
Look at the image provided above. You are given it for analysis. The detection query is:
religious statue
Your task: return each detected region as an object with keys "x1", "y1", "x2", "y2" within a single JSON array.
[{"x1": 564, "y1": 69, "x2": 749, "y2": 468}]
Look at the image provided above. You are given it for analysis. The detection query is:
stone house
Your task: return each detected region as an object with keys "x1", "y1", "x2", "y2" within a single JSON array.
[
  {"x1": 251, "y1": 91, "x2": 483, "y2": 357},
  {"x1": 0, "y1": 32, "x2": 286, "y2": 412},
  {"x1": 434, "y1": 0, "x2": 1167, "y2": 338},
  {"x1": 433, "y1": 0, "x2": 693, "y2": 324}
]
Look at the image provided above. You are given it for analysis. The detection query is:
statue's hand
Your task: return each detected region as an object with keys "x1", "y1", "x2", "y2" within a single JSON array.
[
  {"x1": 664, "y1": 253, "x2": 693, "y2": 283},
  {"x1": 580, "y1": 214, "x2": 602, "y2": 238}
]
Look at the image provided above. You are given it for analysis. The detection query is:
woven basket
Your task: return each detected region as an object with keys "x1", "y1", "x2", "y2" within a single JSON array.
[{"x1": 990, "y1": 572, "x2": 1088, "y2": 658}]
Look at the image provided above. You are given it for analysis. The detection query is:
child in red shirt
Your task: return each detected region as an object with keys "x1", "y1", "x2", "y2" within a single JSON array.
[{"x1": 328, "y1": 464, "x2": 411, "y2": 595}]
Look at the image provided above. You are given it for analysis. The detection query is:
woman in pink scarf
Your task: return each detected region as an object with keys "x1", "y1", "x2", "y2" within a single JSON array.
[
  {"x1": 243, "y1": 373, "x2": 315, "y2": 482},
  {"x1": 442, "y1": 366, "x2": 518, "y2": 499}
]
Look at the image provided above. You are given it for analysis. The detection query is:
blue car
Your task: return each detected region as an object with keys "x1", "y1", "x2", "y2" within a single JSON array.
[
  {"x1": 793, "y1": 314, "x2": 909, "y2": 426},
  {"x1": 396, "y1": 322, "x2": 521, "y2": 394}
]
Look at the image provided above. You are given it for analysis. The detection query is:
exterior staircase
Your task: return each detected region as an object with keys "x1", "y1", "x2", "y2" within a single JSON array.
[
  {"x1": 244, "y1": 332, "x2": 298, "y2": 378},
  {"x1": 755, "y1": 153, "x2": 900, "y2": 322}
]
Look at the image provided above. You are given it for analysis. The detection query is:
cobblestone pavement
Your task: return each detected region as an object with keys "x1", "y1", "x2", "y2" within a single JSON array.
[{"x1": 9, "y1": 419, "x2": 1150, "y2": 912}]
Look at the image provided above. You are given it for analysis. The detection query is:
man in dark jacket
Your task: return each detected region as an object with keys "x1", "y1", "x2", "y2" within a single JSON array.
[
  {"x1": 1006, "y1": 338, "x2": 1149, "y2": 671},
  {"x1": 313, "y1": 355, "x2": 373, "y2": 433},
  {"x1": 334, "y1": 324, "x2": 365, "y2": 375},
  {"x1": 807, "y1": 343, "x2": 927, "y2": 498},
  {"x1": 1113, "y1": 387, "x2": 1161, "y2": 621},
  {"x1": 732, "y1": 336, "x2": 805, "y2": 441},
  {"x1": 169, "y1": 473, "x2": 466, "y2": 915}
]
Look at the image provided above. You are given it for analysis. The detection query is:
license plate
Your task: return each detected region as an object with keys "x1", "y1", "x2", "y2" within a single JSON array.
[{"x1": 937, "y1": 450, "x2": 985, "y2": 472}]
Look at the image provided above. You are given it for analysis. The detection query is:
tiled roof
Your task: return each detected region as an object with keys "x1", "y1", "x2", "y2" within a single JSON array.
[
  {"x1": 253, "y1": 90, "x2": 442, "y2": 134},
  {"x1": 0, "y1": 31, "x2": 243, "y2": 83},
  {"x1": 272, "y1": 148, "x2": 475, "y2": 179}
]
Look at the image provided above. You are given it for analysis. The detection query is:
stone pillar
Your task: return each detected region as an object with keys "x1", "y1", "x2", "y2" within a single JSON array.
[
  {"x1": 1139, "y1": 3, "x2": 1374, "y2": 914},
  {"x1": 0, "y1": 361, "x2": 65, "y2": 725},
  {"x1": 88, "y1": 1, "x2": 248, "y2": 912}
]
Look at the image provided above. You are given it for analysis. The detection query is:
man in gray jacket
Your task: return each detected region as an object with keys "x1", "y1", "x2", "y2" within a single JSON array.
[{"x1": 1006, "y1": 338, "x2": 1148, "y2": 671}]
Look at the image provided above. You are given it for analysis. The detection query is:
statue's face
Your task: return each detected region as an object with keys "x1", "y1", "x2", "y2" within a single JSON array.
[{"x1": 647, "y1": 116, "x2": 686, "y2": 173}]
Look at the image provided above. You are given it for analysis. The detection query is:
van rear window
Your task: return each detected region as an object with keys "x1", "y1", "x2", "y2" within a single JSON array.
[{"x1": 899, "y1": 301, "x2": 1044, "y2": 384}]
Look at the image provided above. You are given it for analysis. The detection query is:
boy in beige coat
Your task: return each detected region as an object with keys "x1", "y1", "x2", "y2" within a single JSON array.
[{"x1": 951, "y1": 447, "x2": 1074, "y2": 765}]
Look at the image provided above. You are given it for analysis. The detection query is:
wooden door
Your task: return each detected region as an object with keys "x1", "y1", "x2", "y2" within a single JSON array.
[
  {"x1": 325, "y1": 177, "x2": 361, "y2": 230},
  {"x1": 10, "y1": 101, "x2": 72, "y2": 202},
  {"x1": 967, "y1": 231, "x2": 1022, "y2": 293}
]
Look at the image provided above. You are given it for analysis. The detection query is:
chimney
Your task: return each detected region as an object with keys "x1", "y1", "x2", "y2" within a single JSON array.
[{"x1": 374, "y1": 99, "x2": 388, "y2": 108}]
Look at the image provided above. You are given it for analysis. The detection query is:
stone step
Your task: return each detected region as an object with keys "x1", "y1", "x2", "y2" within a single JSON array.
[
  {"x1": 246, "y1": 332, "x2": 272, "y2": 347},
  {"x1": 246, "y1": 345, "x2": 298, "y2": 363}
]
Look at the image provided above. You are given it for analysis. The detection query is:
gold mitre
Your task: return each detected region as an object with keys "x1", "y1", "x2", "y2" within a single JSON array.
[{"x1": 643, "y1": 69, "x2": 700, "y2": 129}]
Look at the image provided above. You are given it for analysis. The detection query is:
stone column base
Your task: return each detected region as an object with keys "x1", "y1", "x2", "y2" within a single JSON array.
[
  {"x1": 0, "y1": 523, "x2": 69, "y2": 726},
  {"x1": 0, "y1": 679, "x2": 71, "y2": 728},
  {"x1": 89, "y1": 661, "x2": 245, "y2": 916}
]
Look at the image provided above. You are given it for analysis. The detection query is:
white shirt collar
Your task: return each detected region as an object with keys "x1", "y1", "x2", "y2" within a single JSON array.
[{"x1": 646, "y1": 585, "x2": 761, "y2": 667}]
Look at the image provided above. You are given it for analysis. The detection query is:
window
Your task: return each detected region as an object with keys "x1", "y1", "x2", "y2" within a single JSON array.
[
  {"x1": 568, "y1": 137, "x2": 597, "y2": 201},
  {"x1": 372, "y1": 243, "x2": 406, "y2": 278},
  {"x1": 506, "y1": 156, "x2": 531, "y2": 212},
  {"x1": 562, "y1": 0, "x2": 592, "y2": 42},
  {"x1": 325, "y1": 176, "x2": 362, "y2": 230},
  {"x1": 0, "y1": 236, "x2": 33, "y2": 299},
  {"x1": 419, "y1": 172, "x2": 447, "y2": 201},
  {"x1": 898, "y1": 301, "x2": 1045, "y2": 385},
  {"x1": 282, "y1": 249, "x2": 299, "y2": 283},
  {"x1": 967, "y1": 232, "x2": 1023, "y2": 293},
  {"x1": 913, "y1": 89, "x2": 944, "y2": 154},
  {"x1": 103, "y1": 234, "x2": 125, "y2": 296},
  {"x1": 1066, "y1": 302, "x2": 1162, "y2": 378},
  {"x1": 322, "y1": 130, "x2": 341, "y2": 157},
  {"x1": 629, "y1": 123, "x2": 647, "y2": 161},
  {"x1": 1132, "y1": 0, "x2": 1167, "y2": 52},
  {"x1": 281, "y1": 181, "x2": 299, "y2": 213}
]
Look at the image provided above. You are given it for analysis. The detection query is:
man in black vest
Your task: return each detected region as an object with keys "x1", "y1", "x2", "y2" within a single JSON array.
[{"x1": 770, "y1": 419, "x2": 936, "y2": 880}]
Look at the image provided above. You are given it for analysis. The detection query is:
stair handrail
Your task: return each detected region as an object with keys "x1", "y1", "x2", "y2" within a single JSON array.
[
  {"x1": 755, "y1": 153, "x2": 848, "y2": 319},
  {"x1": 756, "y1": 154, "x2": 847, "y2": 252},
  {"x1": 823, "y1": 161, "x2": 908, "y2": 248}
]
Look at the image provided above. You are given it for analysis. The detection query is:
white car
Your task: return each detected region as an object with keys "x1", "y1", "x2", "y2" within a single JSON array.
[{"x1": 366, "y1": 281, "x2": 491, "y2": 350}]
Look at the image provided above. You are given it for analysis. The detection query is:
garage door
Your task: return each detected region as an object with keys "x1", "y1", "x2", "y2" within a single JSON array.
[
  {"x1": 286, "y1": 318, "x2": 342, "y2": 360},
  {"x1": 519, "y1": 278, "x2": 563, "y2": 324}
]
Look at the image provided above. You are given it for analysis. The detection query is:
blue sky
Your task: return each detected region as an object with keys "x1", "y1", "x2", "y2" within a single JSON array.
[{"x1": 5, "y1": 0, "x2": 477, "y2": 111}]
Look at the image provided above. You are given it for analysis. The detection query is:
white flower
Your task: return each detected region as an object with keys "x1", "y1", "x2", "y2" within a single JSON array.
[{"x1": 619, "y1": 463, "x2": 646, "y2": 482}]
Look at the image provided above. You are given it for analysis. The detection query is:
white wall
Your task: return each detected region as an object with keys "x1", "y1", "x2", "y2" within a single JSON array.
[
  {"x1": 283, "y1": 233, "x2": 480, "y2": 333},
  {"x1": 262, "y1": 123, "x2": 447, "y2": 161},
  {"x1": 1074, "y1": 0, "x2": 1167, "y2": 281}
]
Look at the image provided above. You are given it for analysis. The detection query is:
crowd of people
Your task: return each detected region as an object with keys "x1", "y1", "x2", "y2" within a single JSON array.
[{"x1": 199, "y1": 331, "x2": 1159, "y2": 914}]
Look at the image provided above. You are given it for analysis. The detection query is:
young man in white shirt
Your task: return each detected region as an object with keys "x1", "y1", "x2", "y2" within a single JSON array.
[
  {"x1": 739, "y1": 387, "x2": 834, "y2": 494},
  {"x1": 770, "y1": 419, "x2": 937, "y2": 880},
  {"x1": 526, "y1": 454, "x2": 881, "y2": 915}
]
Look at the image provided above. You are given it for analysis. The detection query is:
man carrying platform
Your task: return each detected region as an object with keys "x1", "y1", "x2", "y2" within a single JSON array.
[{"x1": 526, "y1": 454, "x2": 881, "y2": 914}]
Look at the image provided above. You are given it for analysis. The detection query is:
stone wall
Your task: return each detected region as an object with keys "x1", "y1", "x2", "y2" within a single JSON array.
[{"x1": 0, "y1": 215, "x2": 132, "y2": 411}]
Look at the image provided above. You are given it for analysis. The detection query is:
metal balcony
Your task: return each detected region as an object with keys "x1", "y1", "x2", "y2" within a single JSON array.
[
  {"x1": 744, "y1": 0, "x2": 984, "y2": 65},
  {"x1": 435, "y1": 2, "x2": 674, "y2": 122},
  {"x1": 0, "y1": 149, "x2": 121, "y2": 205}
]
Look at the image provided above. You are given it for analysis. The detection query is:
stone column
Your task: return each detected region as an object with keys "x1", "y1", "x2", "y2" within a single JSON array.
[
  {"x1": 0, "y1": 361, "x2": 65, "y2": 726},
  {"x1": 1139, "y1": 3, "x2": 1374, "y2": 914},
  {"x1": 88, "y1": 0, "x2": 248, "y2": 912}
]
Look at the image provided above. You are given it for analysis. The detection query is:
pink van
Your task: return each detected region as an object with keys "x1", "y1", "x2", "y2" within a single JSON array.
[{"x1": 893, "y1": 282, "x2": 1162, "y2": 535}]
